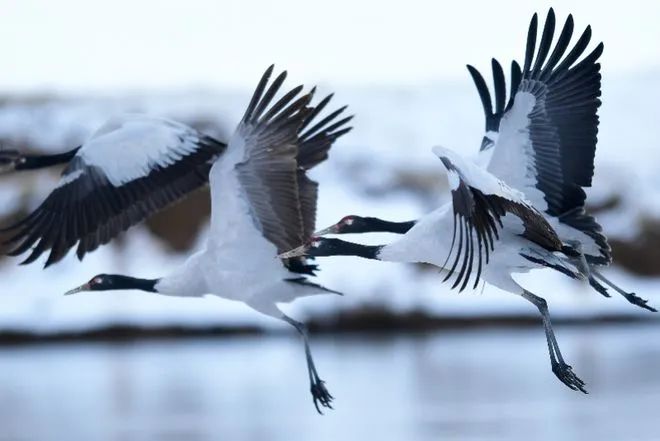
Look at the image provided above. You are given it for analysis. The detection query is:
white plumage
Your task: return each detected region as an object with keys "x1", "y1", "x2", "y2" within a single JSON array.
[
  {"x1": 283, "y1": 9, "x2": 655, "y2": 395},
  {"x1": 3, "y1": 66, "x2": 352, "y2": 413},
  {"x1": 434, "y1": 145, "x2": 527, "y2": 201},
  {"x1": 79, "y1": 114, "x2": 202, "y2": 186}
]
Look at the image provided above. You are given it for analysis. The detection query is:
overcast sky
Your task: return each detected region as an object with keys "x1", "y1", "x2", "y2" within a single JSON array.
[{"x1": 1, "y1": 0, "x2": 658, "y2": 93}]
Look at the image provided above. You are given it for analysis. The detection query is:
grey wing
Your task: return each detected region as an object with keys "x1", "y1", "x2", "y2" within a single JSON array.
[
  {"x1": 235, "y1": 66, "x2": 352, "y2": 254},
  {"x1": 296, "y1": 92, "x2": 352, "y2": 238}
]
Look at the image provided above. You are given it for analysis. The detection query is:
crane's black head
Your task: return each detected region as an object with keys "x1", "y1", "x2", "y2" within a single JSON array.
[
  {"x1": 64, "y1": 274, "x2": 158, "y2": 295},
  {"x1": 315, "y1": 215, "x2": 415, "y2": 235},
  {"x1": 279, "y1": 237, "x2": 382, "y2": 260},
  {"x1": 315, "y1": 215, "x2": 379, "y2": 235}
]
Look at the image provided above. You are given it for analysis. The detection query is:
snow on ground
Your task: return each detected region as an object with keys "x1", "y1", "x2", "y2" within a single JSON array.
[{"x1": 0, "y1": 71, "x2": 658, "y2": 333}]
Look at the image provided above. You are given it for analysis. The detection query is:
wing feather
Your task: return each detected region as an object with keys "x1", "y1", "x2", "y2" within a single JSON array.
[
  {"x1": 2, "y1": 127, "x2": 225, "y2": 266},
  {"x1": 233, "y1": 67, "x2": 353, "y2": 257},
  {"x1": 435, "y1": 148, "x2": 562, "y2": 292},
  {"x1": 469, "y1": 8, "x2": 610, "y2": 264}
]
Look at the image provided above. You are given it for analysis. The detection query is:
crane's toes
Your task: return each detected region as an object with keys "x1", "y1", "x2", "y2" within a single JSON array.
[
  {"x1": 552, "y1": 361, "x2": 588, "y2": 394},
  {"x1": 311, "y1": 379, "x2": 334, "y2": 414},
  {"x1": 623, "y1": 293, "x2": 657, "y2": 312}
]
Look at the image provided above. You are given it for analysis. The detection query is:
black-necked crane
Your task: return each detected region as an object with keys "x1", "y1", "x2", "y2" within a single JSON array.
[
  {"x1": 1, "y1": 66, "x2": 352, "y2": 413},
  {"x1": 280, "y1": 9, "x2": 656, "y2": 393}
]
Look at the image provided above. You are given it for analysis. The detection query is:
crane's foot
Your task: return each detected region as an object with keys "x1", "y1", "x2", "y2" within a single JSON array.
[
  {"x1": 310, "y1": 378, "x2": 333, "y2": 414},
  {"x1": 622, "y1": 292, "x2": 657, "y2": 312},
  {"x1": 552, "y1": 361, "x2": 587, "y2": 393}
]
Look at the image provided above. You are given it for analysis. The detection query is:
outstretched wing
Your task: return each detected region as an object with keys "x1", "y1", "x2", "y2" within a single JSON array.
[
  {"x1": 233, "y1": 66, "x2": 352, "y2": 255},
  {"x1": 434, "y1": 147, "x2": 562, "y2": 292},
  {"x1": 467, "y1": 59, "x2": 521, "y2": 151},
  {"x1": 2, "y1": 115, "x2": 226, "y2": 266},
  {"x1": 296, "y1": 91, "x2": 352, "y2": 240},
  {"x1": 467, "y1": 8, "x2": 610, "y2": 264}
]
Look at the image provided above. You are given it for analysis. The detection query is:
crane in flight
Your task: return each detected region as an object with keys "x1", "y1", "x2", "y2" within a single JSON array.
[
  {"x1": 281, "y1": 9, "x2": 655, "y2": 393},
  {"x1": 1, "y1": 66, "x2": 352, "y2": 413}
]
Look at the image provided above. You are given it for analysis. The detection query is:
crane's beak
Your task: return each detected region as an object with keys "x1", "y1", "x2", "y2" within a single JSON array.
[
  {"x1": 64, "y1": 283, "x2": 90, "y2": 296},
  {"x1": 278, "y1": 244, "x2": 310, "y2": 259},
  {"x1": 313, "y1": 223, "x2": 340, "y2": 236}
]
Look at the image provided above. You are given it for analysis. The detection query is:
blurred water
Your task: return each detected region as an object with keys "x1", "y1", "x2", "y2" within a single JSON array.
[{"x1": 0, "y1": 324, "x2": 658, "y2": 441}]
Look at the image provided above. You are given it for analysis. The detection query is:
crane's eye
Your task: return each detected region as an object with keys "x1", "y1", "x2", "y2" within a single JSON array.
[
  {"x1": 341, "y1": 216, "x2": 354, "y2": 226},
  {"x1": 93, "y1": 277, "x2": 103, "y2": 285},
  {"x1": 311, "y1": 238, "x2": 322, "y2": 248}
]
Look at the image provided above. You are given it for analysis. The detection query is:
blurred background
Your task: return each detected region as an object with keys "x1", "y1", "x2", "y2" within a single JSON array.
[{"x1": 0, "y1": 1, "x2": 659, "y2": 440}]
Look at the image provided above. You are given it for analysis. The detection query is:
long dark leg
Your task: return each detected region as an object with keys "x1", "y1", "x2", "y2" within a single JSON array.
[
  {"x1": 591, "y1": 267, "x2": 657, "y2": 312},
  {"x1": 565, "y1": 242, "x2": 612, "y2": 298},
  {"x1": 564, "y1": 240, "x2": 655, "y2": 311},
  {"x1": 521, "y1": 290, "x2": 587, "y2": 393},
  {"x1": 282, "y1": 315, "x2": 333, "y2": 413}
]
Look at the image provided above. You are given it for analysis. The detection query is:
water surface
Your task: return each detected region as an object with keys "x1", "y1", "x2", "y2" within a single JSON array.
[{"x1": 0, "y1": 324, "x2": 658, "y2": 441}]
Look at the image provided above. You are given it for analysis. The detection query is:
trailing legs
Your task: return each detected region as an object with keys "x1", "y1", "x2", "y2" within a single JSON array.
[
  {"x1": 282, "y1": 315, "x2": 333, "y2": 413},
  {"x1": 521, "y1": 289, "x2": 587, "y2": 393}
]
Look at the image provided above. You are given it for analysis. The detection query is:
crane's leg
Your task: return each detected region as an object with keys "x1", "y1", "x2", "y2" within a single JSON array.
[
  {"x1": 520, "y1": 290, "x2": 587, "y2": 393},
  {"x1": 564, "y1": 241, "x2": 613, "y2": 298},
  {"x1": 564, "y1": 240, "x2": 655, "y2": 311},
  {"x1": 282, "y1": 315, "x2": 333, "y2": 413},
  {"x1": 590, "y1": 268, "x2": 657, "y2": 312}
]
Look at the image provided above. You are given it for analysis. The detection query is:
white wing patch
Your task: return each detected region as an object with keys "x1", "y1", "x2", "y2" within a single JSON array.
[
  {"x1": 485, "y1": 90, "x2": 548, "y2": 211},
  {"x1": 79, "y1": 114, "x2": 201, "y2": 186}
]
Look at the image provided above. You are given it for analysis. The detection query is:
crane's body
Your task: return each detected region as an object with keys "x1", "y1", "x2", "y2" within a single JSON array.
[
  {"x1": 2, "y1": 8, "x2": 653, "y2": 407},
  {"x1": 281, "y1": 9, "x2": 655, "y2": 394},
  {"x1": 377, "y1": 204, "x2": 560, "y2": 283},
  {"x1": 5, "y1": 66, "x2": 352, "y2": 413}
]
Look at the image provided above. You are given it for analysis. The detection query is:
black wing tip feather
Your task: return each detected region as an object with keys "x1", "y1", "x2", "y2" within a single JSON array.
[
  {"x1": 524, "y1": 9, "x2": 604, "y2": 78},
  {"x1": 441, "y1": 159, "x2": 562, "y2": 292},
  {"x1": 523, "y1": 12, "x2": 539, "y2": 73},
  {"x1": 465, "y1": 9, "x2": 605, "y2": 263},
  {"x1": 466, "y1": 64, "x2": 494, "y2": 130},
  {"x1": 468, "y1": 59, "x2": 523, "y2": 132},
  {"x1": 3, "y1": 134, "x2": 221, "y2": 267},
  {"x1": 243, "y1": 64, "x2": 314, "y2": 125},
  {"x1": 546, "y1": 7, "x2": 555, "y2": 22},
  {"x1": 242, "y1": 65, "x2": 275, "y2": 122},
  {"x1": 236, "y1": 69, "x2": 350, "y2": 254},
  {"x1": 530, "y1": 8, "x2": 557, "y2": 76},
  {"x1": 491, "y1": 58, "x2": 506, "y2": 115},
  {"x1": 519, "y1": 9, "x2": 605, "y2": 250},
  {"x1": 297, "y1": 91, "x2": 352, "y2": 170}
]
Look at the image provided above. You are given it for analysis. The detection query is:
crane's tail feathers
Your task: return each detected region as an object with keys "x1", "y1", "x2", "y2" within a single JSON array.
[{"x1": 591, "y1": 268, "x2": 657, "y2": 312}]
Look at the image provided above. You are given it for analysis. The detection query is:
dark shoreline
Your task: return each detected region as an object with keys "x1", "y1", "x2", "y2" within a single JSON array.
[{"x1": 0, "y1": 309, "x2": 655, "y2": 346}]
